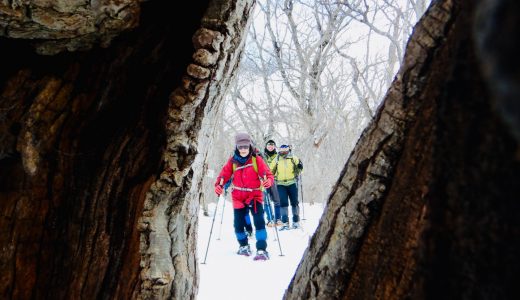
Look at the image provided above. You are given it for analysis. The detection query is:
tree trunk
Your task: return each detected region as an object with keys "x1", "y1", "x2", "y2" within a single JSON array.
[
  {"x1": 0, "y1": 0, "x2": 255, "y2": 298},
  {"x1": 285, "y1": 0, "x2": 519, "y2": 299},
  {"x1": 2, "y1": 0, "x2": 519, "y2": 299}
]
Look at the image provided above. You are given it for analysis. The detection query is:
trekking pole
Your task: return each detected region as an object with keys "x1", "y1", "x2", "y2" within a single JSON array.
[
  {"x1": 264, "y1": 192, "x2": 275, "y2": 240},
  {"x1": 266, "y1": 191, "x2": 284, "y2": 256},
  {"x1": 202, "y1": 196, "x2": 220, "y2": 264},
  {"x1": 216, "y1": 193, "x2": 227, "y2": 240},
  {"x1": 264, "y1": 190, "x2": 273, "y2": 223},
  {"x1": 300, "y1": 175, "x2": 306, "y2": 220}
]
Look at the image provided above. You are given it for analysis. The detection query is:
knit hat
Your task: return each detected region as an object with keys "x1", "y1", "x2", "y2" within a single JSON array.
[
  {"x1": 235, "y1": 132, "x2": 252, "y2": 147},
  {"x1": 266, "y1": 139, "x2": 276, "y2": 146}
]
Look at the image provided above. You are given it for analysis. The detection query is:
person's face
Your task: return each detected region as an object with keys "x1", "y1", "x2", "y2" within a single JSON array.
[
  {"x1": 266, "y1": 143, "x2": 275, "y2": 151},
  {"x1": 237, "y1": 145, "x2": 250, "y2": 157}
]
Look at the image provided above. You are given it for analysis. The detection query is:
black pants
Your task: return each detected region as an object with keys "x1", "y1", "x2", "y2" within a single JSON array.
[
  {"x1": 277, "y1": 183, "x2": 299, "y2": 223},
  {"x1": 233, "y1": 202, "x2": 267, "y2": 251},
  {"x1": 267, "y1": 185, "x2": 281, "y2": 220}
]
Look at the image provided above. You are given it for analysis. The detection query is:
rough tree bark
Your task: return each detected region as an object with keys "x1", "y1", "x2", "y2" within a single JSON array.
[
  {"x1": 0, "y1": 0, "x2": 255, "y2": 299},
  {"x1": 286, "y1": 0, "x2": 519, "y2": 299},
  {"x1": 139, "y1": 1, "x2": 255, "y2": 298},
  {"x1": 2, "y1": 0, "x2": 518, "y2": 299},
  {"x1": 0, "y1": 0, "x2": 141, "y2": 55}
]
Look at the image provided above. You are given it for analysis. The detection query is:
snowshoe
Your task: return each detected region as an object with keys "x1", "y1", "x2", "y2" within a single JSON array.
[
  {"x1": 253, "y1": 250, "x2": 269, "y2": 261},
  {"x1": 237, "y1": 245, "x2": 252, "y2": 256},
  {"x1": 292, "y1": 222, "x2": 301, "y2": 229},
  {"x1": 275, "y1": 220, "x2": 283, "y2": 226},
  {"x1": 279, "y1": 223, "x2": 290, "y2": 231}
]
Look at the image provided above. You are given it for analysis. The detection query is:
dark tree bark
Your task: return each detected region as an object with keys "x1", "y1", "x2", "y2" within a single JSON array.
[
  {"x1": 285, "y1": 0, "x2": 519, "y2": 299},
  {"x1": 2, "y1": 0, "x2": 518, "y2": 299},
  {"x1": 0, "y1": 0, "x2": 255, "y2": 299}
]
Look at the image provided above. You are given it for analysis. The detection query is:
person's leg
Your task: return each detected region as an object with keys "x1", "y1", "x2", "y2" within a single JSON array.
[
  {"x1": 277, "y1": 184, "x2": 289, "y2": 223},
  {"x1": 233, "y1": 207, "x2": 249, "y2": 247},
  {"x1": 251, "y1": 202, "x2": 267, "y2": 251},
  {"x1": 287, "y1": 183, "x2": 300, "y2": 223},
  {"x1": 268, "y1": 185, "x2": 282, "y2": 221},
  {"x1": 263, "y1": 191, "x2": 273, "y2": 223},
  {"x1": 244, "y1": 206, "x2": 253, "y2": 236}
]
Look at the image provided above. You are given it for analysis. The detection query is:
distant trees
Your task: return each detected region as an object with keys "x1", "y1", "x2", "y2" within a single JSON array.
[{"x1": 206, "y1": 0, "x2": 429, "y2": 204}]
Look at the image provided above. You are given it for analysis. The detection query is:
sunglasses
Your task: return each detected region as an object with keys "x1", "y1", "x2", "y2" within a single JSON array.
[
  {"x1": 237, "y1": 145, "x2": 249, "y2": 150},
  {"x1": 266, "y1": 143, "x2": 275, "y2": 146}
]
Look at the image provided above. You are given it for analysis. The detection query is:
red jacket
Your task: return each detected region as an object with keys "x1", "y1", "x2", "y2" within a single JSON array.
[{"x1": 216, "y1": 155, "x2": 274, "y2": 209}]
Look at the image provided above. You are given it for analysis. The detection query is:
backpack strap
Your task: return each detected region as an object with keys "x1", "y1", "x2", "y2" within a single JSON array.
[
  {"x1": 290, "y1": 156, "x2": 303, "y2": 177},
  {"x1": 272, "y1": 155, "x2": 280, "y2": 175},
  {"x1": 232, "y1": 156, "x2": 258, "y2": 174}
]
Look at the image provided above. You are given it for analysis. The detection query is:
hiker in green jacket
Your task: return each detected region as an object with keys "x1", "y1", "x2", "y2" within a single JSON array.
[
  {"x1": 269, "y1": 144, "x2": 303, "y2": 230},
  {"x1": 263, "y1": 139, "x2": 282, "y2": 226}
]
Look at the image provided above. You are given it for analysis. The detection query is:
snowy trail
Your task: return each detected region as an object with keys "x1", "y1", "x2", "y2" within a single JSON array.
[{"x1": 197, "y1": 197, "x2": 324, "y2": 300}]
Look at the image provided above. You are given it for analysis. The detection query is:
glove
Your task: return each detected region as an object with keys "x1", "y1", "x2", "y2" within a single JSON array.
[
  {"x1": 215, "y1": 185, "x2": 223, "y2": 195},
  {"x1": 262, "y1": 179, "x2": 272, "y2": 189}
]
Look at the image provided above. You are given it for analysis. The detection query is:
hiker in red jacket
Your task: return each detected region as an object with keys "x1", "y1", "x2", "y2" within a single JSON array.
[{"x1": 214, "y1": 132, "x2": 274, "y2": 260}]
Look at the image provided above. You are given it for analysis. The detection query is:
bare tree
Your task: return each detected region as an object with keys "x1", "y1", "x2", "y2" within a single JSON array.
[{"x1": 213, "y1": 0, "x2": 430, "y2": 205}]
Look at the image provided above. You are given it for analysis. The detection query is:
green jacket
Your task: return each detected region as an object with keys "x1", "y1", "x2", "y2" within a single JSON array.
[
  {"x1": 265, "y1": 152, "x2": 277, "y2": 167},
  {"x1": 269, "y1": 153, "x2": 301, "y2": 186}
]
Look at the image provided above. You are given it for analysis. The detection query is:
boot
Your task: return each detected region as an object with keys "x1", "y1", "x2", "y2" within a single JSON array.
[
  {"x1": 279, "y1": 222, "x2": 290, "y2": 231},
  {"x1": 237, "y1": 245, "x2": 252, "y2": 256},
  {"x1": 253, "y1": 250, "x2": 269, "y2": 261}
]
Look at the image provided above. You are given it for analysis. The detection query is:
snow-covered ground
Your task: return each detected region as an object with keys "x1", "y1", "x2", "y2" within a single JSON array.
[{"x1": 197, "y1": 197, "x2": 324, "y2": 300}]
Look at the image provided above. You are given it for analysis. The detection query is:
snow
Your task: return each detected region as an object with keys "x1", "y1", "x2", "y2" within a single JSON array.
[{"x1": 197, "y1": 197, "x2": 324, "y2": 300}]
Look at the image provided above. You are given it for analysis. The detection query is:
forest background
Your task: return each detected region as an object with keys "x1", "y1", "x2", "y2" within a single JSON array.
[{"x1": 200, "y1": 0, "x2": 430, "y2": 212}]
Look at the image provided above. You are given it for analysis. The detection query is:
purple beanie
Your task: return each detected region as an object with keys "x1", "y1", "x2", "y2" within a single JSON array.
[{"x1": 235, "y1": 132, "x2": 252, "y2": 147}]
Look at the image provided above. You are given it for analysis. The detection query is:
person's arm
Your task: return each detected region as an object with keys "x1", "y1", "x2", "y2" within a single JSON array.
[
  {"x1": 296, "y1": 156, "x2": 303, "y2": 170},
  {"x1": 215, "y1": 159, "x2": 233, "y2": 194},
  {"x1": 268, "y1": 155, "x2": 278, "y2": 174}
]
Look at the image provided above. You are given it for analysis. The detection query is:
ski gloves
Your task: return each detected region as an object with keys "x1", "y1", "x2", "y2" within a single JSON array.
[
  {"x1": 261, "y1": 179, "x2": 272, "y2": 189},
  {"x1": 215, "y1": 185, "x2": 223, "y2": 195}
]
